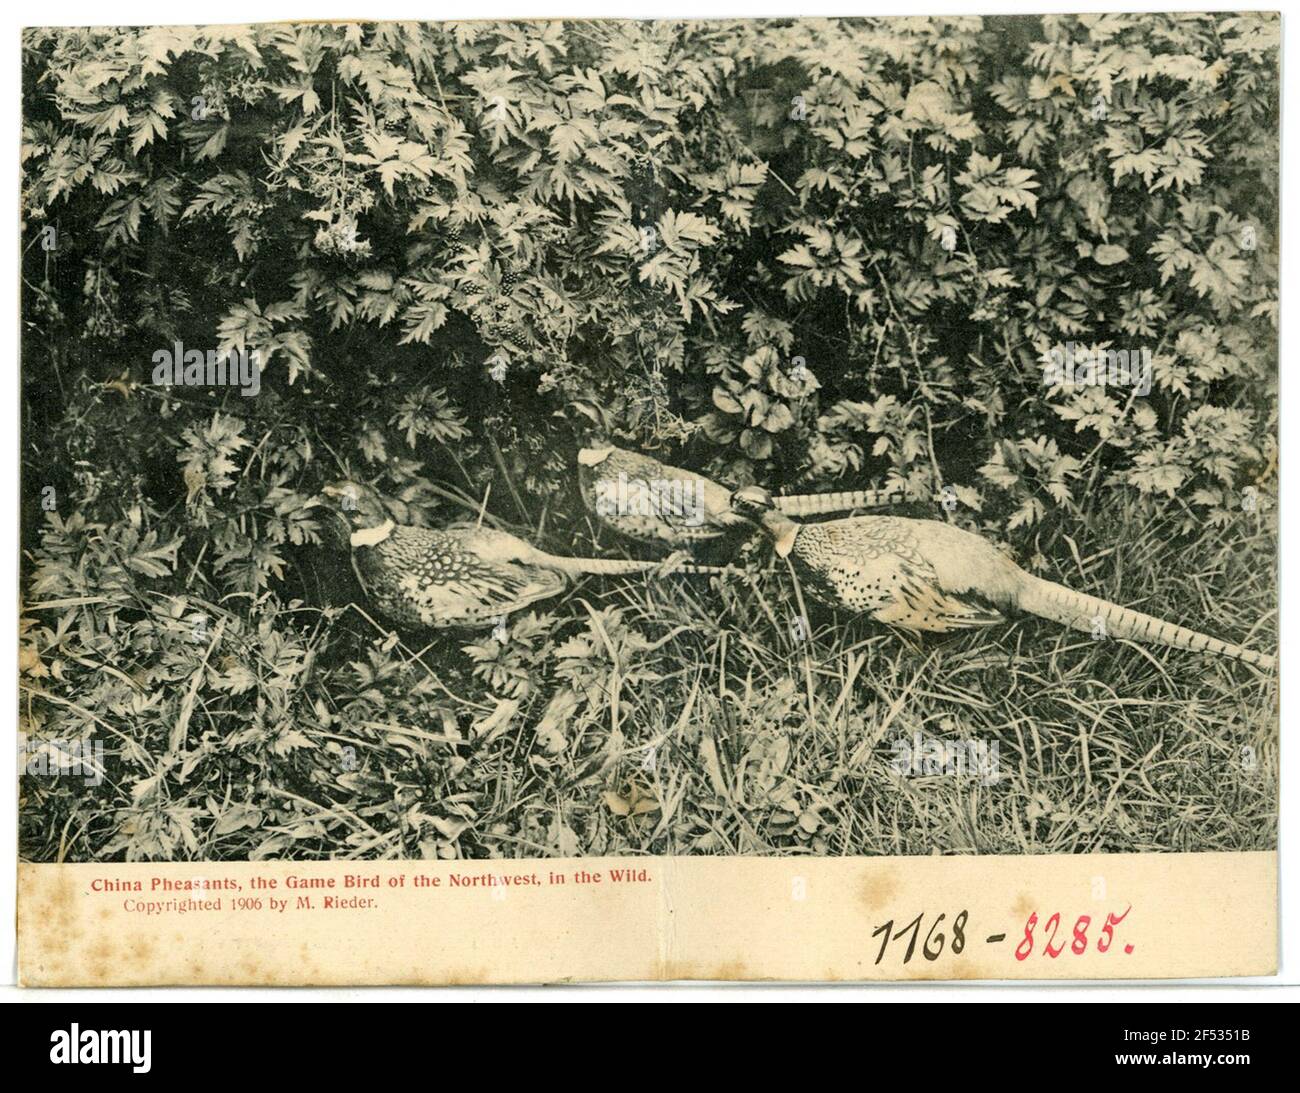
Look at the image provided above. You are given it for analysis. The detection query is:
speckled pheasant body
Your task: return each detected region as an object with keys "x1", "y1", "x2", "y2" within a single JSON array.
[
  {"x1": 732, "y1": 487, "x2": 1275, "y2": 670},
  {"x1": 352, "y1": 524, "x2": 567, "y2": 629},
  {"x1": 774, "y1": 514, "x2": 1019, "y2": 631},
  {"x1": 321, "y1": 482, "x2": 722, "y2": 630},
  {"x1": 578, "y1": 444, "x2": 743, "y2": 545}
]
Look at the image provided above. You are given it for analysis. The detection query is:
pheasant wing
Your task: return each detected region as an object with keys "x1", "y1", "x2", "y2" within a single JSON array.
[
  {"x1": 394, "y1": 559, "x2": 565, "y2": 628},
  {"x1": 360, "y1": 528, "x2": 565, "y2": 628},
  {"x1": 819, "y1": 519, "x2": 1004, "y2": 633}
]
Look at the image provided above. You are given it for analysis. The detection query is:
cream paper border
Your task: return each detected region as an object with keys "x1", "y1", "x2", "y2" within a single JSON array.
[{"x1": 17, "y1": 850, "x2": 1275, "y2": 985}]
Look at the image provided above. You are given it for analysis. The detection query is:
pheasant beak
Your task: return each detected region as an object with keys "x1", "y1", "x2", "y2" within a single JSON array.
[
  {"x1": 317, "y1": 483, "x2": 364, "y2": 521},
  {"x1": 310, "y1": 485, "x2": 343, "y2": 510}
]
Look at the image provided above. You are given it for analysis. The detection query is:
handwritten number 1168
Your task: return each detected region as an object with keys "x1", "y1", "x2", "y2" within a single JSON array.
[{"x1": 872, "y1": 911, "x2": 968, "y2": 965}]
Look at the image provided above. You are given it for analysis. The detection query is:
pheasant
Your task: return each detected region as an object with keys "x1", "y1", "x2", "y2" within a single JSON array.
[
  {"x1": 730, "y1": 486, "x2": 1275, "y2": 670},
  {"x1": 319, "y1": 481, "x2": 724, "y2": 630},
  {"x1": 567, "y1": 400, "x2": 919, "y2": 548}
]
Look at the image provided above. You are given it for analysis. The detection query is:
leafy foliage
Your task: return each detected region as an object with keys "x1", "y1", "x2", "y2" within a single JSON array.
[{"x1": 21, "y1": 16, "x2": 1277, "y2": 861}]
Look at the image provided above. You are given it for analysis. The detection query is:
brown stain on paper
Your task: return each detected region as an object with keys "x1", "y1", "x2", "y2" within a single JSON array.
[
  {"x1": 858, "y1": 867, "x2": 899, "y2": 912},
  {"x1": 19, "y1": 867, "x2": 81, "y2": 983}
]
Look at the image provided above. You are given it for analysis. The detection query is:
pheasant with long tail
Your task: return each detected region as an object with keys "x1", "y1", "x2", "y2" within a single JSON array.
[
  {"x1": 567, "y1": 400, "x2": 919, "y2": 548},
  {"x1": 730, "y1": 486, "x2": 1275, "y2": 670},
  {"x1": 319, "y1": 481, "x2": 724, "y2": 630}
]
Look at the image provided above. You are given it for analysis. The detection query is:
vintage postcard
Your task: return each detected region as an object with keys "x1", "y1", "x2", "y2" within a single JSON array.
[{"x1": 17, "y1": 13, "x2": 1278, "y2": 986}]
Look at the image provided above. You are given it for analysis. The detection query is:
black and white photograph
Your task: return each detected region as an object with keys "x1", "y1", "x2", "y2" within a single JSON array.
[{"x1": 10, "y1": 6, "x2": 1290, "y2": 998}]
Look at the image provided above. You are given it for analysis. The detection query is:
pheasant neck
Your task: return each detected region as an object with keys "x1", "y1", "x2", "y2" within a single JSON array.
[
  {"x1": 577, "y1": 446, "x2": 614, "y2": 467},
  {"x1": 760, "y1": 511, "x2": 801, "y2": 557},
  {"x1": 350, "y1": 519, "x2": 394, "y2": 547}
]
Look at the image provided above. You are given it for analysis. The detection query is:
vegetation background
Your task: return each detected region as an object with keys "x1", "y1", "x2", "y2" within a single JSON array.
[{"x1": 20, "y1": 15, "x2": 1278, "y2": 862}]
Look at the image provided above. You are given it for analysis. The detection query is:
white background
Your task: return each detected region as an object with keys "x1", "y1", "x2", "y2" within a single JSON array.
[{"x1": 3, "y1": 0, "x2": 1294, "y2": 1002}]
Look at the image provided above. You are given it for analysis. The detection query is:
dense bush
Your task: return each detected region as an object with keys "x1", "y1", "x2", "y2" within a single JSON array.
[{"x1": 20, "y1": 16, "x2": 1278, "y2": 861}]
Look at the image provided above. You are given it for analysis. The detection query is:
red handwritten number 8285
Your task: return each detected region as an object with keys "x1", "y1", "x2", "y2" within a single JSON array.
[{"x1": 1015, "y1": 905, "x2": 1130, "y2": 960}]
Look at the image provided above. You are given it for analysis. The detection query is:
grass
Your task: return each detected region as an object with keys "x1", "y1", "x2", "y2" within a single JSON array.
[
  {"x1": 315, "y1": 492, "x2": 1279, "y2": 861},
  {"x1": 19, "y1": 484, "x2": 1277, "y2": 863},
  {"x1": 539, "y1": 561, "x2": 1272, "y2": 859}
]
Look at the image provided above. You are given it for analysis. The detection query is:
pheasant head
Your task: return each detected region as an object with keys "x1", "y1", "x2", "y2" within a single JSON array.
[
  {"x1": 562, "y1": 398, "x2": 618, "y2": 466},
  {"x1": 730, "y1": 485, "x2": 800, "y2": 558},
  {"x1": 319, "y1": 480, "x2": 394, "y2": 547}
]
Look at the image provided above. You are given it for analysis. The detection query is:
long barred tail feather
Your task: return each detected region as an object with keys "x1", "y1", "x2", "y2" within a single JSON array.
[
  {"x1": 775, "y1": 489, "x2": 908, "y2": 516},
  {"x1": 1016, "y1": 575, "x2": 1275, "y2": 671},
  {"x1": 540, "y1": 555, "x2": 731, "y2": 579}
]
